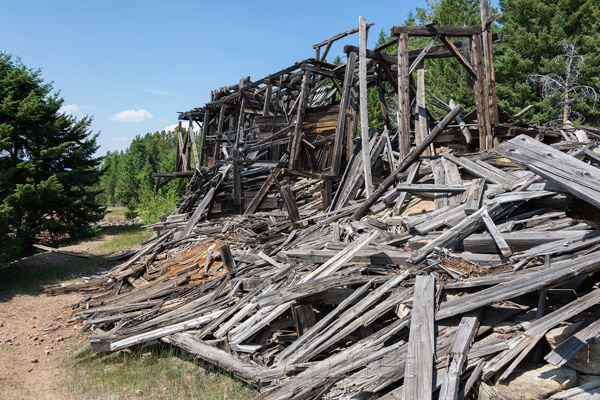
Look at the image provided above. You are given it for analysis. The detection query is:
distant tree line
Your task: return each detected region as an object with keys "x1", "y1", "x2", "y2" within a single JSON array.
[{"x1": 97, "y1": 130, "x2": 189, "y2": 224}]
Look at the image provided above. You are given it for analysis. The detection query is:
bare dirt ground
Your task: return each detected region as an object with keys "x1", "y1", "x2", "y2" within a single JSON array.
[{"x1": 0, "y1": 230, "x2": 126, "y2": 400}]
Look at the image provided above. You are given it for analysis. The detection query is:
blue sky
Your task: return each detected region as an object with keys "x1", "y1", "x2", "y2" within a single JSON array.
[{"x1": 2, "y1": 0, "x2": 492, "y2": 155}]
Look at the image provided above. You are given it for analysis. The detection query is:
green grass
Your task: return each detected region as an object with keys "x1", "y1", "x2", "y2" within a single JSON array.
[
  {"x1": 67, "y1": 344, "x2": 258, "y2": 400},
  {"x1": 100, "y1": 225, "x2": 154, "y2": 254},
  {"x1": 105, "y1": 206, "x2": 128, "y2": 221}
]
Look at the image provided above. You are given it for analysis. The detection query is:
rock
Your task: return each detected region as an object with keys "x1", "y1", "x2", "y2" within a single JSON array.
[
  {"x1": 30, "y1": 358, "x2": 39, "y2": 363},
  {"x1": 546, "y1": 323, "x2": 600, "y2": 374},
  {"x1": 495, "y1": 363, "x2": 577, "y2": 400},
  {"x1": 44, "y1": 350, "x2": 50, "y2": 356}
]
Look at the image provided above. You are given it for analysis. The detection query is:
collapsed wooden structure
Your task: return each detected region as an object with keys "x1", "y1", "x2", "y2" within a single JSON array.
[{"x1": 48, "y1": 5, "x2": 600, "y2": 400}]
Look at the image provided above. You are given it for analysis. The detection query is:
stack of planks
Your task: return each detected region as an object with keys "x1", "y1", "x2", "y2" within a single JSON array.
[{"x1": 47, "y1": 132, "x2": 600, "y2": 399}]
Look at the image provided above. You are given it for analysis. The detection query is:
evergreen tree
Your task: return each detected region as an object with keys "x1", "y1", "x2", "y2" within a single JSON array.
[
  {"x1": 496, "y1": 0, "x2": 600, "y2": 124},
  {"x1": 0, "y1": 53, "x2": 104, "y2": 264}
]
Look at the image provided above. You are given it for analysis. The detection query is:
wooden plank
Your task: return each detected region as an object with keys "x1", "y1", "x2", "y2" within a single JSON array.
[
  {"x1": 431, "y1": 158, "x2": 449, "y2": 209},
  {"x1": 436, "y1": 256, "x2": 600, "y2": 322},
  {"x1": 188, "y1": 119, "x2": 200, "y2": 167},
  {"x1": 289, "y1": 69, "x2": 311, "y2": 169},
  {"x1": 442, "y1": 152, "x2": 511, "y2": 185},
  {"x1": 352, "y1": 105, "x2": 463, "y2": 220},
  {"x1": 232, "y1": 148, "x2": 242, "y2": 214},
  {"x1": 330, "y1": 51, "x2": 357, "y2": 175},
  {"x1": 481, "y1": 208, "x2": 512, "y2": 257},
  {"x1": 393, "y1": 161, "x2": 421, "y2": 214},
  {"x1": 33, "y1": 244, "x2": 91, "y2": 259},
  {"x1": 218, "y1": 245, "x2": 236, "y2": 273},
  {"x1": 438, "y1": 312, "x2": 480, "y2": 400},
  {"x1": 391, "y1": 26, "x2": 481, "y2": 37},
  {"x1": 443, "y1": 158, "x2": 462, "y2": 206},
  {"x1": 545, "y1": 316, "x2": 600, "y2": 367},
  {"x1": 471, "y1": 33, "x2": 492, "y2": 151},
  {"x1": 262, "y1": 82, "x2": 273, "y2": 116},
  {"x1": 439, "y1": 34, "x2": 477, "y2": 77},
  {"x1": 408, "y1": 35, "x2": 440, "y2": 75},
  {"x1": 280, "y1": 184, "x2": 301, "y2": 223},
  {"x1": 464, "y1": 178, "x2": 486, "y2": 214},
  {"x1": 402, "y1": 275, "x2": 435, "y2": 400},
  {"x1": 481, "y1": 0, "x2": 499, "y2": 127},
  {"x1": 414, "y1": 61, "x2": 431, "y2": 157},
  {"x1": 164, "y1": 333, "x2": 262, "y2": 382},
  {"x1": 495, "y1": 135, "x2": 600, "y2": 210},
  {"x1": 359, "y1": 16, "x2": 373, "y2": 198},
  {"x1": 397, "y1": 31, "x2": 411, "y2": 159}
]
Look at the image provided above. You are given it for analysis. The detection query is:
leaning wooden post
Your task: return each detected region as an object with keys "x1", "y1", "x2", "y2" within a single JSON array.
[
  {"x1": 289, "y1": 68, "x2": 311, "y2": 169},
  {"x1": 358, "y1": 16, "x2": 373, "y2": 198},
  {"x1": 330, "y1": 52, "x2": 357, "y2": 176},
  {"x1": 396, "y1": 30, "x2": 411, "y2": 160},
  {"x1": 415, "y1": 60, "x2": 431, "y2": 156},
  {"x1": 352, "y1": 105, "x2": 462, "y2": 220}
]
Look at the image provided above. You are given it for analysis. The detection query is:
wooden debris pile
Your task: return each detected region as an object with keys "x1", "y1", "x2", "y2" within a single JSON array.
[
  {"x1": 47, "y1": 11, "x2": 600, "y2": 400},
  {"x1": 46, "y1": 131, "x2": 600, "y2": 399}
]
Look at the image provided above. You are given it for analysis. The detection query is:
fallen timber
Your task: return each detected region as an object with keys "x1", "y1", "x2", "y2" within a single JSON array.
[{"x1": 47, "y1": 14, "x2": 600, "y2": 400}]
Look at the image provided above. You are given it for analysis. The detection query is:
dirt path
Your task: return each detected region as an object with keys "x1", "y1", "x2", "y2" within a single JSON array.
[{"x1": 0, "y1": 228, "x2": 132, "y2": 400}]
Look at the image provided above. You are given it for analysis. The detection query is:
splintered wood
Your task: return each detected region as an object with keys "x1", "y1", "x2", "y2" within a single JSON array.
[{"x1": 46, "y1": 17, "x2": 600, "y2": 400}]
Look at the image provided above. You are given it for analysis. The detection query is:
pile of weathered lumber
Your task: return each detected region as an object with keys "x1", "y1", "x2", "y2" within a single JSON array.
[
  {"x1": 46, "y1": 9, "x2": 600, "y2": 399},
  {"x1": 47, "y1": 131, "x2": 600, "y2": 399}
]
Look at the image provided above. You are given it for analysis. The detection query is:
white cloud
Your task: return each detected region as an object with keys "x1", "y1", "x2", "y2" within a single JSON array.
[
  {"x1": 163, "y1": 124, "x2": 179, "y2": 132},
  {"x1": 163, "y1": 121, "x2": 201, "y2": 133},
  {"x1": 59, "y1": 104, "x2": 86, "y2": 119},
  {"x1": 110, "y1": 109, "x2": 154, "y2": 123}
]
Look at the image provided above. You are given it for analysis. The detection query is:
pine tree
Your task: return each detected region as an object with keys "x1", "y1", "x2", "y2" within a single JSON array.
[
  {"x1": 496, "y1": 0, "x2": 600, "y2": 124},
  {"x1": 0, "y1": 52, "x2": 103, "y2": 264}
]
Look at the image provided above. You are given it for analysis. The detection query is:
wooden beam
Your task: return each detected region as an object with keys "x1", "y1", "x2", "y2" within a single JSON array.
[
  {"x1": 408, "y1": 34, "x2": 440, "y2": 74},
  {"x1": 439, "y1": 34, "x2": 477, "y2": 77},
  {"x1": 359, "y1": 16, "x2": 373, "y2": 198},
  {"x1": 391, "y1": 25, "x2": 481, "y2": 37},
  {"x1": 330, "y1": 52, "x2": 357, "y2": 175},
  {"x1": 397, "y1": 31, "x2": 411, "y2": 159},
  {"x1": 415, "y1": 61, "x2": 430, "y2": 156},
  {"x1": 481, "y1": 0, "x2": 500, "y2": 127},
  {"x1": 471, "y1": 34, "x2": 492, "y2": 150},
  {"x1": 403, "y1": 275, "x2": 435, "y2": 400}
]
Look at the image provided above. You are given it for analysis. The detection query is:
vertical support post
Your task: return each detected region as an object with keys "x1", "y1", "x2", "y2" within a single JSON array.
[
  {"x1": 376, "y1": 64, "x2": 392, "y2": 130},
  {"x1": 232, "y1": 148, "x2": 242, "y2": 214},
  {"x1": 330, "y1": 52, "x2": 357, "y2": 175},
  {"x1": 188, "y1": 119, "x2": 198, "y2": 168},
  {"x1": 397, "y1": 30, "x2": 411, "y2": 160},
  {"x1": 481, "y1": 0, "x2": 499, "y2": 133},
  {"x1": 236, "y1": 78, "x2": 246, "y2": 148},
  {"x1": 359, "y1": 16, "x2": 373, "y2": 198},
  {"x1": 263, "y1": 81, "x2": 273, "y2": 116},
  {"x1": 415, "y1": 60, "x2": 431, "y2": 156},
  {"x1": 289, "y1": 68, "x2": 311, "y2": 169},
  {"x1": 200, "y1": 109, "x2": 210, "y2": 167},
  {"x1": 176, "y1": 121, "x2": 187, "y2": 171},
  {"x1": 471, "y1": 34, "x2": 492, "y2": 151}
]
